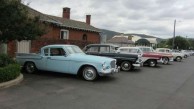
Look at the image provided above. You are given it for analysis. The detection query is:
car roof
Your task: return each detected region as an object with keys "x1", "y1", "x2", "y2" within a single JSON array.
[
  {"x1": 86, "y1": 44, "x2": 119, "y2": 47},
  {"x1": 43, "y1": 44, "x2": 76, "y2": 48},
  {"x1": 119, "y1": 47, "x2": 140, "y2": 49}
]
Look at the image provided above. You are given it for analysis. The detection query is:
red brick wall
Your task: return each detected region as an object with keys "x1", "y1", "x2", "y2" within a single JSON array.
[
  {"x1": 42, "y1": 25, "x2": 100, "y2": 43},
  {"x1": 7, "y1": 25, "x2": 100, "y2": 57},
  {"x1": 31, "y1": 39, "x2": 96, "y2": 53},
  {"x1": 7, "y1": 41, "x2": 16, "y2": 57},
  {"x1": 68, "y1": 29, "x2": 100, "y2": 43},
  {"x1": 41, "y1": 26, "x2": 60, "y2": 39}
]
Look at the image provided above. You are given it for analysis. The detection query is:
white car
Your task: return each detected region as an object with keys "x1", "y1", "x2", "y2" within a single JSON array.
[
  {"x1": 181, "y1": 50, "x2": 190, "y2": 58},
  {"x1": 117, "y1": 47, "x2": 164, "y2": 67},
  {"x1": 156, "y1": 48, "x2": 184, "y2": 62}
]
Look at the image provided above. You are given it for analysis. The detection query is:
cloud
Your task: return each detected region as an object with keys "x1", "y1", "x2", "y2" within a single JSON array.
[{"x1": 25, "y1": 0, "x2": 194, "y2": 38}]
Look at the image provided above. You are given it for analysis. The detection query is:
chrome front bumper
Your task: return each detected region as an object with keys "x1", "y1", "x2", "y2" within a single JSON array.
[
  {"x1": 99, "y1": 67, "x2": 120, "y2": 76},
  {"x1": 157, "y1": 58, "x2": 164, "y2": 64},
  {"x1": 169, "y1": 57, "x2": 174, "y2": 62}
]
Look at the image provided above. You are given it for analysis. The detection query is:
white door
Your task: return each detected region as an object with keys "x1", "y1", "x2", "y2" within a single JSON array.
[{"x1": 17, "y1": 40, "x2": 30, "y2": 53}]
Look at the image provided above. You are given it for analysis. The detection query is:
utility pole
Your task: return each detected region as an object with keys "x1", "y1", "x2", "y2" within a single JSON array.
[{"x1": 172, "y1": 20, "x2": 176, "y2": 49}]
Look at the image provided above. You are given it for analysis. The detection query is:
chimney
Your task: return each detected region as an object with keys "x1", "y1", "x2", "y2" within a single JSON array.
[
  {"x1": 63, "y1": 7, "x2": 70, "y2": 19},
  {"x1": 86, "y1": 15, "x2": 91, "y2": 25}
]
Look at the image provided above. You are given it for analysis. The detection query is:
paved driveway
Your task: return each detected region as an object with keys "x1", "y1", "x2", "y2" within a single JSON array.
[{"x1": 0, "y1": 57, "x2": 194, "y2": 109}]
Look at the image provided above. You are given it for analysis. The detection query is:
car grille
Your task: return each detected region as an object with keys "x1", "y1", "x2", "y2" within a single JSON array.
[{"x1": 110, "y1": 60, "x2": 116, "y2": 68}]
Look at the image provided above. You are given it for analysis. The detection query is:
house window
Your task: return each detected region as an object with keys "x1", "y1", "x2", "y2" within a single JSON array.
[
  {"x1": 60, "y1": 29, "x2": 69, "y2": 39},
  {"x1": 82, "y1": 34, "x2": 87, "y2": 41}
]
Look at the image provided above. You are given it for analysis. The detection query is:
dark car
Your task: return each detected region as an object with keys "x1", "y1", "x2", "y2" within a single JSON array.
[{"x1": 83, "y1": 44, "x2": 142, "y2": 71}]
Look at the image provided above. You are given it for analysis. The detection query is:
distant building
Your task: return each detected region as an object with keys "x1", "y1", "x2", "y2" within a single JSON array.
[
  {"x1": 125, "y1": 34, "x2": 160, "y2": 47},
  {"x1": 107, "y1": 33, "x2": 161, "y2": 47},
  {"x1": 107, "y1": 35, "x2": 135, "y2": 47}
]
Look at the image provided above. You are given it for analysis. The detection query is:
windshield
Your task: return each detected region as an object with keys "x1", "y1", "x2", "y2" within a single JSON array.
[
  {"x1": 66, "y1": 46, "x2": 84, "y2": 54},
  {"x1": 140, "y1": 47, "x2": 153, "y2": 52}
]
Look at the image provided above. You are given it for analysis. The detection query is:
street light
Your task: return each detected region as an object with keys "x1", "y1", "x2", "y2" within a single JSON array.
[{"x1": 172, "y1": 20, "x2": 176, "y2": 49}]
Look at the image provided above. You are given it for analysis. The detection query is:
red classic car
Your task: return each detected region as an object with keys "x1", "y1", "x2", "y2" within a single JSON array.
[
  {"x1": 138, "y1": 46, "x2": 174, "y2": 65},
  {"x1": 117, "y1": 47, "x2": 163, "y2": 67}
]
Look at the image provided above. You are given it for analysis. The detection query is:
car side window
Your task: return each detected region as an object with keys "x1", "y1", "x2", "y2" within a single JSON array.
[
  {"x1": 119, "y1": 48, "x2": 128, "y2": 53},
  {"x1": 87, "y1": 47, "x2": 99, "y2": 53},
  {"x1": 137, "y1": 49, "x2": 141, "y2": 53},
  {"x1": 159, "y1": 49, "x2": 165, "y2": 52},
  {"x1": 44, "y1": 48, "x2": 49, "y2": 56},
  {"x1": 50, "y1": 48, "x2": 65, "y2": 56},
  {"x1": 100, "y1": 46, "x2": 110, "y2": 53}
]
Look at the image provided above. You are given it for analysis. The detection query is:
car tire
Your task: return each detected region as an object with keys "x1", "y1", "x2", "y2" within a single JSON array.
[
  {"x1": 176, "y1": 56, "x2": 182, "y2": 62},
  {"x1": 148, "y1": 60, "x2": 157, "y2": 67},
  {"x1": 121, "y1": 61, "x2": 132, "y2": 71},
  {"x1": 82, "y1": 66, "x2": 98, "y2": 81},
  {"x1": 162, "y1": 57, "x2": 169, "y2": 65},
  {"x1": 24, "y1": 62, "x2": 37, "y2": 73}
]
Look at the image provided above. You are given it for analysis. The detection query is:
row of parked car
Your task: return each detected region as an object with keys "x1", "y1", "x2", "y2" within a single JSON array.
[{"x1": 16, "y1": 44, "x2": 194, "y2": 81}]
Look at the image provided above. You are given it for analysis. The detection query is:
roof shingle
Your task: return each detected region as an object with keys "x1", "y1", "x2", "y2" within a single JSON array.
[{"x1": 27, "y1": 6, "x2": 100, "y2": 33}]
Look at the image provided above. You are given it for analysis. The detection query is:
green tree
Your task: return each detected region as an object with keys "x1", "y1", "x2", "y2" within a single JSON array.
[
  {"x1": 0, "y1": 0, "x2": 46, "y2": 43},
  {"x1": 166, "y1": 36, "x2": 190, "y2": 49},
  {"x1": 188, "y1": 39, "x2": 194, "y2": 49},
  {"x1": 157, "y1": 40, "x2": 168, "y2": 48}
]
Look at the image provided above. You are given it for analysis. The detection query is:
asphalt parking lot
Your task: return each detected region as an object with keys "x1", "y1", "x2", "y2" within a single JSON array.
[{"x1": 1, "y1": 57, "x2": 194, "y2": 109}]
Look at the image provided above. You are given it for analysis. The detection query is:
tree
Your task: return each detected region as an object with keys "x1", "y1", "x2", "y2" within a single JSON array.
[
  {"x1": 166, "y1": 36, "x2": 190, "y2": 50},
  {"x1": 188, "y1": 39, "x2": 194, "y2": 49},
  {"x1": 0, "y1": 0, "x2": 46, "y2": 43},
  {"x1": 157, "y1": 40, "x2": 168, "y2": 48}
]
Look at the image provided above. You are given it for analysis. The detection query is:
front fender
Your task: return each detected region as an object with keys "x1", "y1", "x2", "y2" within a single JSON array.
[{"x1": 69, "y1": 61, "x2": 101, "y2": 75}]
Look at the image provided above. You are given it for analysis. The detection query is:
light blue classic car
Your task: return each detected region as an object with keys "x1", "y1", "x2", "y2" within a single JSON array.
[{"x1": 16, "y1": 45, "x2": 118, "y2": 81}]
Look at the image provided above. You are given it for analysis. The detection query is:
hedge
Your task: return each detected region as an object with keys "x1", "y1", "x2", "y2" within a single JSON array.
[
  {"x1": 0, "y1": 64, "x2": 21, "y2": 83},
  {"x1": 0, "y1": 54, "x2": 21, "y2": 83},
  {"x1": 0, "y1": 54, "x2": 15, "y2": 67}
]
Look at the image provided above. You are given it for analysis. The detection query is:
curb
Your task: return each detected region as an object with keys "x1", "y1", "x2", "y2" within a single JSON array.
[{"x1": 0, "y1": 74, "x2": 23, "y2": 89}]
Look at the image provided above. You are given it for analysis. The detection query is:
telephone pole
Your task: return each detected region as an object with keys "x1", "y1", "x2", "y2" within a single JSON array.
[{"x1": 172, "y1": 20, "x2": 176, "y2": 49}]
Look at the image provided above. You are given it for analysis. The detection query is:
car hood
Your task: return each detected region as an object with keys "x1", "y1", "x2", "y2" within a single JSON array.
[{"x1": 69, "y1": 53, "x2": 115, "y2": 64}]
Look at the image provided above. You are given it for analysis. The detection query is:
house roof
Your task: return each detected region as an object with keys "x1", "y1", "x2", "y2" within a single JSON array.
[
  {"x1": 107, "y1": 36, "x2": 134, "y2": 44},
  {"x1": 125, "y1": 34, "x2": 157, "y2": 38},
  {"x1": 27, "y1": 6, "x2": 100, "y2": 33}
]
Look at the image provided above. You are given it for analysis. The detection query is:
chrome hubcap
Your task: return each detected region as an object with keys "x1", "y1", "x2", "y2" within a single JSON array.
[
  {"x1": 150, "y1": 61, "x2": 155, "y2": 67},
  {"x1": 121, "y1": 62, "x2": 131, "y2": 71},
  {"x1": 83, "y1": 68, "x2": 96, "y2": 81},
  {"x1": 177, "y1": 57, "x2": 181, "y2": 61},
  {"x1": 26, "y1": 63, "x2": 35, "y2": 73},
  {"x1": 163, "y1": 58, "x2": 168, "y2": 64}
]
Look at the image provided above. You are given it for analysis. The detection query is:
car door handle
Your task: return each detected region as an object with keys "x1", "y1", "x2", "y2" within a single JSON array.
[{"x1": 47, "y1": 57, "x2": 51, "y2": 59}]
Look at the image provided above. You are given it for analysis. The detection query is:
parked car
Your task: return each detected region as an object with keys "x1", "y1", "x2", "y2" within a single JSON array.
[
  {"x1": 138, "y1": 46, "x2": 174, "y2": 65},
  {"x1": 156, "y1": 48, "x2": 184, "y2": 62},
  {"x1": 117, "y1": 47, "x2": 163, "y2": 67},
  {"x1": 181, "y1": 50, "x2": 191, "y2": 58},
  {"x1": 16, "y1": 45, "x2": 119, "y2": 81},
  {"x1": 83, "y1": 44, "x2": 142, "y2": 71}
]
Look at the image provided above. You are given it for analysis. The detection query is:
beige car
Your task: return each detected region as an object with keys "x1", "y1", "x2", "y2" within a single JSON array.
[{"x1": 156, "y1": 48, "x2": 184, "y2": 62}]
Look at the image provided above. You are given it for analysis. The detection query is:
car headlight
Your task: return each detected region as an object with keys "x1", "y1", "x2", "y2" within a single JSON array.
[{"x1": 102, "y1": 62, "x2": 110, "y2": 70}]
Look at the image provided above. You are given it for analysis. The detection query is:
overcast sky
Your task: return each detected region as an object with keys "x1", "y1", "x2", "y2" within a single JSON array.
[{"x1": 24, "y1": 0, "x2": 194, "y2": 39}]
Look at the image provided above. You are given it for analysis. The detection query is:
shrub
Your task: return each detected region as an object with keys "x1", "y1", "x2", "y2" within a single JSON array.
[
  {"x1": 0, "y1": 64, "x2": 21, "y2": 83},
  {"x1": 0, "y1": 54, "x2": 15, "y2": 67},
  {"x1": 0, "y1": 54, "x2": 20, "y2": 83}
]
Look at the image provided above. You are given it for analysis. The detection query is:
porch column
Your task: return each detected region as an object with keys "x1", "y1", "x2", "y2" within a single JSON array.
[{"x1": 0, "y1": 43, "x2": 7, "y2": 54}]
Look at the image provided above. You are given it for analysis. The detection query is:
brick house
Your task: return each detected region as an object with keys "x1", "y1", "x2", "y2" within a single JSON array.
[{"x1": 6, "y1": 6, "x2": 101, "y2": 56}]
